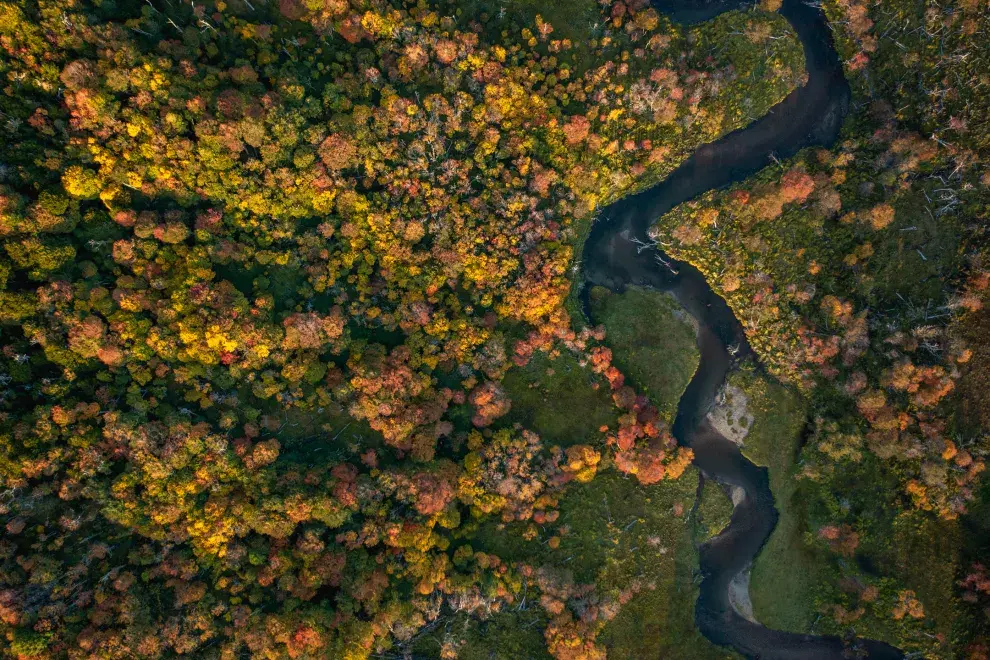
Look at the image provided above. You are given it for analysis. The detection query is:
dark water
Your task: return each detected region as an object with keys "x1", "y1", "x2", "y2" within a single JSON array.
[{"x1": 580, "y1": 0, "x2": 904, "y2": 657}]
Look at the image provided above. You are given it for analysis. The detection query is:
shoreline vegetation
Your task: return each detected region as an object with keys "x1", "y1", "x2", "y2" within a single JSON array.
[{"x1": 648, "y1": 109, "x2": 989, "y2": 654}]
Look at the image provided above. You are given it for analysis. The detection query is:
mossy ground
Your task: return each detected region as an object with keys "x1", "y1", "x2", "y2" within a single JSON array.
[
  {"x1": 589, "y1": 285, "x2": 701, "y2": 421},
  {"x1": 412, "y1": 609, "x2": 552, "y2": 660},
  {"x1": 724, "y1": 365, "x2": 823, "y2": 633},
  {"x1": 502, "y1": 348, "x2": 619, "y2": 448},
  {"x1": 697, "y1": 478, "x2": 734, "y2": 542},
  {"x1": 446, "y1": 468, "x2": 736, "y2": 659}
]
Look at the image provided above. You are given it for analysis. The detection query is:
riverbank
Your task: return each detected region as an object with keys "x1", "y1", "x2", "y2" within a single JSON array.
[{"x1": 577, "y1": 0, "x2": 905, "y2": 654}]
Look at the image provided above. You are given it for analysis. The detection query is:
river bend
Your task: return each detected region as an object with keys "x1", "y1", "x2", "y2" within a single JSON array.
[{"x1": 581, "y1": 0, "x2": 904, "y2": 657}]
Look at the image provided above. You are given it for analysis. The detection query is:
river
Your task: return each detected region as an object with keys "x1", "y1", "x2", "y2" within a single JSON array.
[{"x1": 580, "y1": 0, "x2": 905, "y2": 657}]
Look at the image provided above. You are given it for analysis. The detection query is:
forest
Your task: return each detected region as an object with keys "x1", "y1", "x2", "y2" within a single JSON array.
[{"x1": 0, "y1": 0, "x2": 987, "y2": 658}]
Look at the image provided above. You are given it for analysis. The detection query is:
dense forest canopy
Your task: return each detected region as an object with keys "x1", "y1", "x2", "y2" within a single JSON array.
[{"x1": 0, "y1": 0, "x2": 987, "y2": 658}]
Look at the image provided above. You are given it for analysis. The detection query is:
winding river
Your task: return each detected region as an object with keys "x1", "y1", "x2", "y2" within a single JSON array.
[{"x1": 581, "y1": 0, "x2": 904, "y2": 657}]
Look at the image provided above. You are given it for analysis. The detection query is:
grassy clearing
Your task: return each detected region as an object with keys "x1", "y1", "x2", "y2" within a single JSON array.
[
  {"x1": 465, "y1": 467, "x2": 736, "y2": 658},
  {"x1": 729, "y1": 365, "x2": 806, "y2": 477},
  {"x1": 411, "y1": 609, "x2": 552, "y2": 660},
  {"x1": 689, "y1": 9, "x2": 806, "y2": 134},
  {"x1": 589, "y1": 285, "x2": 700, "y2": 421},
  {"x1": 789, "y1": 453, "x2": 962, "y2": 656},
  {"x1": 599, "y1": 519, "x2": 740, "y2": 660},
  {"x1": 724, "y1": 365, "x2": 824, "y2": 633},
  {"x1": 697, "y1": 479, "x2": 734, "y2": 542},
  {"x1": 446, "y1": 0, "x2": 602, "y2": 71},
  {"x1": 884, "y1": 512, "x2": 962, "y2": 643},
  {"x1": 862, "y1": 187, "x2": 964, "y2": 307},
  {"x1": 954, "y1": 303, "x2": 990, "y2": 433},
  {"x1": 590, "y1": 470, "x2": 737, "y2": 659},
  {"x1": 502, "y1": 348, "x2": 618, "y2": 448},
  {"x1": 269, "y1": 404, "x2": 388, "y2": 465},
  {"x1": 958, "y1": 479, "x2": 990, "y2": 648},
  {"x1": 470, "y1": 469, "x2": 697, "y2": 582},
  {"x1": 749, "y1": 483, "x2": 827, "y2": 634}
]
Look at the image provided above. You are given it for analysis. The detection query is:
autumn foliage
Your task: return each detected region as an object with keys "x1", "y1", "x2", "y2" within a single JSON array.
[{"x1": 0, "y1": 0, "x2": 807, "y2": 655}]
